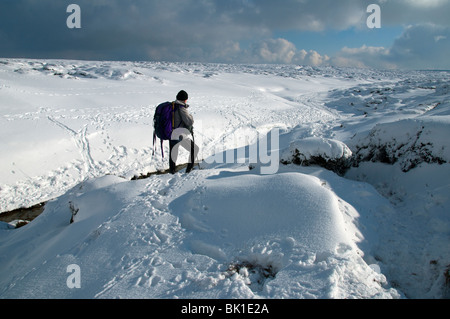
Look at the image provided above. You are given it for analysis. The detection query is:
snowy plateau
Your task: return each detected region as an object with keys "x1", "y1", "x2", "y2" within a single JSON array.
[{"x1": 0, "y1": 59, "x2": 449, "y2": 300}]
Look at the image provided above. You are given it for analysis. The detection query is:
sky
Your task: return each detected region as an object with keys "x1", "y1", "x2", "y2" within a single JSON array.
[{"x1": 0, "y1": 0, "x2": 449, "y2": 70}]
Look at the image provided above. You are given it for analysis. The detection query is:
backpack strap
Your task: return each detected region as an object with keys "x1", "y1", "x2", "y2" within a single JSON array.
[{"x1": 172, "y1": 102, "x2": 175, "y2": 128}]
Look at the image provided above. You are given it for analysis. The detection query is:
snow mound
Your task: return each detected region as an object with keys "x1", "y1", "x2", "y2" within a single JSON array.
[
  {"x1": 171, "y1": 172, "x2": 349, "y2": 256},
  {"x1": 169, "y1": 171, "x2": 399, "y2": 298},
  {"x1": 280, "y1": 137, "x2": 352, "y2": 174},
  {"x1": 0, "y1": 170, "x2": 400, "y2": 299},
  {"x1": 351, "y1": 117, "x2": 450, "y2": 172}
]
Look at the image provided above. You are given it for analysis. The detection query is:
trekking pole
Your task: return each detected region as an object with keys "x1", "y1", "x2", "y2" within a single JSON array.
[{"x1": 191, "y1": 127, "x2": 201, "y2": 170}]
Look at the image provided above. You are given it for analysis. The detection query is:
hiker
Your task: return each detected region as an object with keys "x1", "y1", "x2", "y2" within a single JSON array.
[{"x1": 169, "y1": 90, "x2": 199, "y2": 174}]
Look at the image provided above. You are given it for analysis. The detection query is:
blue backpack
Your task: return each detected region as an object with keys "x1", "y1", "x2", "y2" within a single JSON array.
[{"x1": 153, "y1": 101, "x2": 180, "y2": 158}]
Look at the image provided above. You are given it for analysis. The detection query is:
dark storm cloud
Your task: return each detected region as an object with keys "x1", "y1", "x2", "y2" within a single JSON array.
[
  {"x1": 389, "y1": 24, "x2": 450, "y2": 69},
  {"x1": 0, "y1": 0, "x2": 369, "y2": 61},
  {"x1": 380, "y1": 0, "x2": 450, "y2": 27}
]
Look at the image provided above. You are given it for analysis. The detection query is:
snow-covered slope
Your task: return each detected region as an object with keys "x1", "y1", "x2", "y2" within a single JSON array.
[{"x1": 0, "y1": 60, "x2": 448, "y2": 299}]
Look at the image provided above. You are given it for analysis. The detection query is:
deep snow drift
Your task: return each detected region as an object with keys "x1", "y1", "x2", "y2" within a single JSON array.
[{"x1": 0, "y1": 60, "x2": 448, "y2": 299}]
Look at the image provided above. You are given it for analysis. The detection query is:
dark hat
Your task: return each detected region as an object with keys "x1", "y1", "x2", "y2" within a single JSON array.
[{"x1": 176, "y1": 90, "x2": 188, "y2": 101}]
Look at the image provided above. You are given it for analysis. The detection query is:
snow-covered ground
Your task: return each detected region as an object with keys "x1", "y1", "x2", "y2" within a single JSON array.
[{"x1": 0, "y1": 59, "x2": 448, "y2": 299}]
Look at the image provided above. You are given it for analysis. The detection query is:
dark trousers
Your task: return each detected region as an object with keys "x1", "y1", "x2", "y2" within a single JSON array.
[{"x1": 169, "y1": 137, "x2": 197, "y2": 174}]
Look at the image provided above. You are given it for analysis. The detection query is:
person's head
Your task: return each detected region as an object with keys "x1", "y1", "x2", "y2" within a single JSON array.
[{"x1": 176, "y1": 90, "x2": 188, "y2": 102}]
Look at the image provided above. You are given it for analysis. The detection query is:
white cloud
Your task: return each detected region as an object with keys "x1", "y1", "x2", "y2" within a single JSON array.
[
  {"x1": 434, "y1": 35, "x2": 447, "y2": 42},
  {"x1": 380, "y1": 0, "x2": 450, "y2": 26},
  {"x1": 401, "y1": 0, "x2": 448, "y2": 8},
  {"x1": 249, "y1": 38, "x2": 297, "y2": 64},
  {"x1": 332, "y1": 24, "x2": 450, "y2": 69},
  {"x1": 243, "y1": 38, "x2": 330, "y2": 66},
  {"x1": 332, "y1": 45, "x2": 395, "y2": 69},
  {"x1": 296, "y1": 49, "x2": 330, "y2": 66},
  {"x1": 228, "y1": 24, "x2": 450, "y2": 70}
]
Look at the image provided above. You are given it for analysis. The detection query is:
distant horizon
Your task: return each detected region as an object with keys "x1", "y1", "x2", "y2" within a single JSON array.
[{"x1": 2, "y1": 56, "x2": 449, "y2": 73}]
